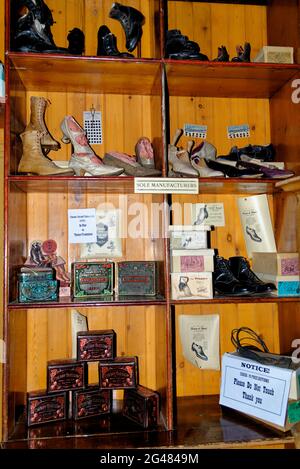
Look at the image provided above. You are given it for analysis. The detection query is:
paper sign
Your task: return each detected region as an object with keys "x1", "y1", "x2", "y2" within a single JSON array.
[
  {"x1": 191, "y1": 203, "x2": 225, "y2": 226},
  {"x1": 135, "y1": 178, "x2": 199, "y2": 194},
  {"x1": 68, "y1": 208, "x2": 97, "y2": 244},
  {"x1": 184, "y1": 124, "x2": 207, "y2": 139},
  {"x1": 220, "y1": 353, "x2": 292, "y2": 427},
  {"x1": 227, "y1": 124, "x2": 250, "y2": 139},
  {"x1": 238, "y1": 194, "x2": 277, "y2": 257}
]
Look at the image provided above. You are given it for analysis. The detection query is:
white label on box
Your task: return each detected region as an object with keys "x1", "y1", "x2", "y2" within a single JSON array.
[
  {"x1": 171, "y1": 272, "x2": 213, "y2": 300},
  {"x1": 170, "y1": 230, "x2": 208, "y2": 250},
  {"x1": 220, "y1": 353, "x2": 292, "y2": 427},
  {"x1": 192, "y1": 203, "x2": 225, "y2": 226},
  {"x1": 68, "y1": 208, "x2": 97, "y2": 244},
  {"x1": 135, "y1": 178, "x2": 199, "y2": 194}
]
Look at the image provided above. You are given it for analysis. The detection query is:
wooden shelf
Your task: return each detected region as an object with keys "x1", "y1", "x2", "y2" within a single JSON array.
[
  {"x1": 171, "y1": 295, "x2": 300, "y2": 305},
  {"x1": 8, "y1": 295, "x2": 166, "y2": 310},
  {"x1": 3, "y1": 396, "x2": 293, "y2": 449},
  {"x1": 9, "y1": 176, "x2": 280, "y2": 195},
  {"x1": 8, "y1": 54, "x2": 162, "y2": 95},
  {"x1": 165, "y1": 61, "x2": 300, "y2": 98}
]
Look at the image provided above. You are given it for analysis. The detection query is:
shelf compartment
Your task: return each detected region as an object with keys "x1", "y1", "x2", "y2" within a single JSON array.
[
  {"x1": 8, "y1": 296, "x2": 166, "y2": 310},
  {"x1": 165, "y1": 61, "x2": 300, "y2": 98},
  {"x1": 8, "y1": 54, "x2": 163, "y2": 95}
]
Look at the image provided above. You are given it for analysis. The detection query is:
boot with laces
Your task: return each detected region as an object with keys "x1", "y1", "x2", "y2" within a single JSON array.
[
  {"x1": 18, "y1": 130, "x2": 73, "y2": 176},
  {"x1": 213, "y1": 256, "x2": 251, "y2": 296},
  {"x1": 60, "y1": 116, "x2": 124, "y2": 176},
  {"x1": 25, "y1": 96, "x2": 60, "y2": 154},
  {"x1": 229, "y1": 256, "x2": 276, "y2": 293},
  {"x1": 109, "y1": 2, "x2": 145, "y2": 53}
]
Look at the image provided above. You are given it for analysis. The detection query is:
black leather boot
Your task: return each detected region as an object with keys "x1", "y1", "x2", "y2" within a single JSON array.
[
  {"x1": 229, "y1": 256, "x2": 276, "y2": 293},
  {"x1": 97, "y1": 25, "x2": 133, "y2": 57},
  {"x1": 232, "y1": 42, "x2": 251, "y2": 62},
  {"x1": 213, "y1": 256, "x2": 251, "y2": 296},
  {"x1": 213, "y1": 45, "x2": 229, "y2": 62},
  {"x1": 67, "y1": 28, "x2": 85, "y2": 55},
  {"x1": 166, "y1": 29, "x2": 208, "y2": 60},
  {"x1": 109, "y1": 2, "x2": 145, "y2": 53},
  {"x1": 11, "y1": 0, "x2": 68, "y2": 53}
]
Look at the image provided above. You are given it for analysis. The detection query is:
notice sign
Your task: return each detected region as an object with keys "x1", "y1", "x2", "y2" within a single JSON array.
[
  {"x1": 220, "y1": 353, "x2": 293, "y2": 427},
  {"x1": 134, "y1": 178, "x2": 199, "y2": 194},
  {"x1": 68, "y1": 208, "x2": 97, "y2": 244}
]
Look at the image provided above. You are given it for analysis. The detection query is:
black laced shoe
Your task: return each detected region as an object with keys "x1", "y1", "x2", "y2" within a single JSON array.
[
  {"x1": 97, "y1": 25, "x2": 133, "y2": 57},
  {"x1": 229, "y1": 256, "x2": 276, "y2": 293},
  {"x1": 213, "y1": 256, "x2": 251, "y2": 296},
  {"x1": 109, "y1": 2, "x2": 145, "y2": 53}
]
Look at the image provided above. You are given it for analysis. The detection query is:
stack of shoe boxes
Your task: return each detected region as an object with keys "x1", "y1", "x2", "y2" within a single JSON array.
[
  {"x1": 252, "y1": 252, "x2": 300, "y2": 297},
  {"x1": 27, "y1": 330, "x2": 160, "y2": 428},
  {"x1": 169, "y1": 225, "x2": 214, "y2": 300}
]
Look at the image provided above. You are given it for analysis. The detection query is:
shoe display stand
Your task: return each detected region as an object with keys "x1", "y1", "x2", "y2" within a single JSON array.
[{"x1": 1, "y1": 0, "x2": 300, "y2": 449}]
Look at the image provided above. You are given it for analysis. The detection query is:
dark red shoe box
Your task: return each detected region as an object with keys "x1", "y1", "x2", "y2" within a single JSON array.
[
  {"x1": 47, "y1": 359, "x2": 87, "y2": 393},
  {"x1": 123, "y1": 385, "x2": 160, "y2": 428},
  {"x1": 72, "y1": 385, "x2": 111, "y2": 420},
  {"x1": 77, "y1": 330, "x2": 116, "y2": 362},
  {"x1": 99, "y1": 357, "x2": 138, "y2": 390},
  {"x1": 27, "y1": 390, "x2": 68, "y2": 427}
]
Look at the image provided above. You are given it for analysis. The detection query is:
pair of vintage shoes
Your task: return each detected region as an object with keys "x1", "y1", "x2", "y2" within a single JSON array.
[
  {"x1": 97, "y1": 3, "x2": 145, "y2": 57},
  {"x1": 166, "y1": 29, "x2": 208, "y2": 60},
  {"x1": 213, "y1": 256, "x2": 276, "y2": 296},
  {"x1": 213, "y1": 43, "x2": 251, "y2": 62}
]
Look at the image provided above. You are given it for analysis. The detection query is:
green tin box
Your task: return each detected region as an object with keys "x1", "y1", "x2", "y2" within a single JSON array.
[
  {"x1": 72, "y1": 262, "x2": 114, "y2": 298},
  {"x1": 117, "y1": 261, "x2": 159, "y2": 296},
  {"x1": 18, "y1": 279, "x2": 58, "y2": 303}
]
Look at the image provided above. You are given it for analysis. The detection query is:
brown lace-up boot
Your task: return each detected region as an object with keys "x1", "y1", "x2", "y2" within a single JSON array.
[
  {"x1": 25, "y1": 96, "x2": 60, "y2": 153},
  {"x1": 18, "y1": 130, "x2": 73, "y2": 176}
]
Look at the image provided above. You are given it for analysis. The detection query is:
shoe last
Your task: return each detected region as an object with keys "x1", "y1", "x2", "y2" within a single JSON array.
[{"x1": 135, "y1": 137, "x2": 155, "y2": 168}]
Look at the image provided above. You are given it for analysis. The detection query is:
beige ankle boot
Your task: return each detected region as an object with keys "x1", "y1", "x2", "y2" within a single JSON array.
[
  {"x1": 25, "y1": 96, "x2": 60, "y2": 153},
  {"x1": 18, "y1": 130, "x2": 74, "y2": 176}
]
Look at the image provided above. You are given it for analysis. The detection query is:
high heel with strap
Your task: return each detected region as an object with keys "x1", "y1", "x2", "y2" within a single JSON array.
[{"x1": 60, "y1": 116, "x2": 124, "y2": 176}]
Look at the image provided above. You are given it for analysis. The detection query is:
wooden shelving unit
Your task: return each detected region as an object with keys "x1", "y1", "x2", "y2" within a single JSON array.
[{"x1": 2, "y1": 0, "x2": 300, "y2": 449}]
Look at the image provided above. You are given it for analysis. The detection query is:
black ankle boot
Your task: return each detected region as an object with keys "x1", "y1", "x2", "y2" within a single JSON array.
[
  {"x1": 67, "y1": 28, "x2": 85, "y2": 55},
  {"x1": 232, "y1": 42, "x2": 251, "y2": 62},
  {"x1": 12, "y1": 0, "x2": 68, "y2": 53},
  {"x1": 229, "y1": 256, "x2": 276, "y2": 293},
  {"x1": 213, "y1": 256, "x2": 251, "y2": 296},
  {"x1": 97, "y1": 25, "x2": 133, "y2": 57},
  {"x1": 213, "y1": 45, "x2": 229, "y2": 62},
  {"x1": 109, "y1": 2, "x2": 145, "y2": 53}
]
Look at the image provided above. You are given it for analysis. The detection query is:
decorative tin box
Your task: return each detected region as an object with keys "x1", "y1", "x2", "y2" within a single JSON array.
[
  {"x1": 123, "y1": 385, "x2": 160, "y2": 428},
  {"x1": 18, "y1": 267, "x2": 58, "y2": 303},
  {"x1": 255, "y1": 273, "x2": 300, "y2": 297},
  {"x1": 27, "y1": 390, "x2": 68, "y2": 426},
  {"x1": 117, "y1": 261, "x2": 159, "y2": 296},
  {"x1": 171, "y1": 249, "x2": 215, "y2": 273},
  {"x1": 171, "y1": 272, "x2": 213, "y2": 300},
  {"x1": 169, "y1": 225, "x2": 210, "y2": 250},
  {"x1": 72, "y1": 262, "x2": 114, "y2": 298},
  {"x1": 77, "y1": 329, "x2": 116, "y2": 362},
  {"x1": 254, "y1": 46, "x2": 294, "y2": 64},
  {"x1": 99, "y1": 357, "x2": 138, "y2": 390},
  {"x1": 72, "y1": 386, "x2": 111, "y2": 420},
  {"x1": 47, "y1": 359, "x2": 87, "y2": 393}
]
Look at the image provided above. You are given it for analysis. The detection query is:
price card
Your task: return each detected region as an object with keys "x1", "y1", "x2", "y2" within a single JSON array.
[{"x1": 68, "y1": 208, "x2": 97, "y2": 244}]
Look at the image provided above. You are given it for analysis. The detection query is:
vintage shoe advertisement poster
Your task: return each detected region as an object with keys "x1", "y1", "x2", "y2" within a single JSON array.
[
  {"x1": 179, "y1": 315, "x2": 220, "y2": 370},
  {"x1": 238, "y1": 194, "x2": 277, "y2": 258}
]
